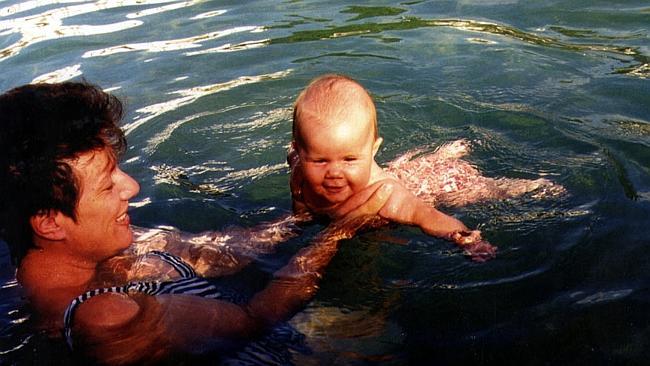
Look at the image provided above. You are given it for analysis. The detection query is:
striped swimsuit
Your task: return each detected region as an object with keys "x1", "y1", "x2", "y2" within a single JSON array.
[{"x1": 63, "y1": 250, "x2": 309, "y2": 365}]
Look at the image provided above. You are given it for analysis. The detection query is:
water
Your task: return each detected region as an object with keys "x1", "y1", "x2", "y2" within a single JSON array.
[{"x1": 1, "y1": 0, "x2": 649, "y2": 364}]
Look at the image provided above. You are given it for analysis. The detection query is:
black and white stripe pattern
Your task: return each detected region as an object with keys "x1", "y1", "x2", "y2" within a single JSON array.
[
  {"x1": 63, "y1": 251, "x2": 218, "y2": 349},
  {"x1": 62, "y1": 251, "x2": 309, "y2": 365},
  {"x1": 148, "y1": 250, "x2": 197, "y2": 278}
]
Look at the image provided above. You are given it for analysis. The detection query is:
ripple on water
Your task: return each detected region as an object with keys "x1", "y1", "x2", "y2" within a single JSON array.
[
  {"x1": 573, "y1": 288, "x2": 635, "y2": 306},
  {"x1": 0, "y1": 0, "x2": 647, "y2": 363},
  {"x1": 151, "y1": 161, "x2": 286, "y2": 194},
  {"x1": 81, "y1": 26, "x2": 264, "y2": 58},
  {"x1": 123, "y1": 69, "x2": 293, "y2": 135},
  {"x1": 0, "y1": 0, "x2": 146, "y2": 61},
  {"x1": 267, "y1": 16, "x2": 649, "y2": 78},
  {"x1": 30, "y1": 64, "x2": 82, "y2": 84}
]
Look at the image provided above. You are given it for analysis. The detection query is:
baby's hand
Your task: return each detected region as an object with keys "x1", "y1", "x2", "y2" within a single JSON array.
[{"x1": 449, "y1": 230, "x2": 497, "y2": 262}]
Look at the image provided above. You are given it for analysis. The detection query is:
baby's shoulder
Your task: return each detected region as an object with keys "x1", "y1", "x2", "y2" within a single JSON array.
[{"x1": 369, "y1": 163, "x2": 395, "y2": 184}]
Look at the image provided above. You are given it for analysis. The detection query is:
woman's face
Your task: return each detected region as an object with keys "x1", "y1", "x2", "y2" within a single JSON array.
[{"x1": 58, "y1": 148, "x2": 140, "y2": 262}]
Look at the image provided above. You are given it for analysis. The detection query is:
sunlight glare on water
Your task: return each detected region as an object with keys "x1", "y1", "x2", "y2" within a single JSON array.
[{"x1": 1, "y1": 0, "x2": 649, "y2": 364}]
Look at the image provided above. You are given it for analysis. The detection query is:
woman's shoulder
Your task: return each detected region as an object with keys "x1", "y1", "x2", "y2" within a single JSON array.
[{"x1": 18, "y1": 250, "x2": 91, "y2": 293}]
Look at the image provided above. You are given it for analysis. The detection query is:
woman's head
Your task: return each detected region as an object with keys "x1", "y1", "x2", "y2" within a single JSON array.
[{"x1": 0, "y1": 82, "x2": 126, "y2": 264}]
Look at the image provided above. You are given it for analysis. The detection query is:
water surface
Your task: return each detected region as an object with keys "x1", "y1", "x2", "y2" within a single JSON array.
[{"x1": 1, "y1": 0, "x2": 649, "y2": 364}]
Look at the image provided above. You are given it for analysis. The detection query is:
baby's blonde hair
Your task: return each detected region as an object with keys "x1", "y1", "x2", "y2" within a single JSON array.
[{"x1": 292, "y1": 74, "x2": 378, "y2": 147}]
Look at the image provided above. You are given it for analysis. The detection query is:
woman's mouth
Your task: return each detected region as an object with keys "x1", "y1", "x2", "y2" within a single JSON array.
[{"x1": 116, "y1": 212, "x2": 130, "y2": 225}]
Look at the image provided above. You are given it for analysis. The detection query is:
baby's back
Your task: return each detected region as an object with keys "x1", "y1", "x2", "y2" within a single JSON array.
[{"x1": 384, "y1": 140, "x2": 563, "y2": 207}]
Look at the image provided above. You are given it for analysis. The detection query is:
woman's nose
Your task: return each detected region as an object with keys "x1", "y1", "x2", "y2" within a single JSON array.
[{"x1": 116, "y1": 168, "x2": 140, "y2": 200}]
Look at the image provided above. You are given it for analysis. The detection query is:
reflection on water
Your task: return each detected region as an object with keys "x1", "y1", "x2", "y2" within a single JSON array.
[
  {"x1": 2, "y1": 1, "x2": 647, "y2": 81},
  {"x1": 151, "y1": 160, "x2": 286, "y2": 195},
  {"x1": 270, "y1": 16, "x2": 649, "y2": 78},
  {"x1": 82, "y1": 26, "x2": 264, "y2": 58},
  {"x1": 1, "y1": 0, "x2": 649, "y2": 364},
  {"x1": 123, "y1": 69, "x2": 292, "y2": 134},
  {"x1": 0, "y1": 0, "x2": 147, "y2": 60},
  {"x1": 31, "y1": 63, "x2": 81, "y2": 83}
]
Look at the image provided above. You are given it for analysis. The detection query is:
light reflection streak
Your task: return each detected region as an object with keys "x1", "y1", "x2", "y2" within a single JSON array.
[
  {"x1": 624, "y1": 63, "x2": 649, "y2": 79},
  {"x1": 1, "y1": 279, "x2": 18, "y2": 289},
  {"x1": 575, "y1": 289, "x2": 634, "y2": 305},
  {"x1": 144, "y1": 111, "x2": 217, "y2": 154},
  {"x1": 151, "y1": 163, "x2": 230, "y2": 187},
  {"x1": 214, "y1": 107, "x2": 292, "y2": 132},
  {"x1": 205, "y1": 163, "x2": 287, "y2": 193},
  {"x1": 126, "y1": 0, "x2": 201, "y2": 19},
  {"x1": 332, "y1": 30, "x2": 370, "y2": 38},
  {"x1": 31, "y1": 63, "x2": 81, "y2": 83},
  {"x1": 434, "y1": 265, "x2": 549, "y2": 290},
  {"x1": 122, "y1": 69, "x2": 293, "y2": 135},
  {"x1": 0, "y1": 0, "x2": 193, "y2": 61},
  {"x1": 184, "y1": 38, "x2": 269, "y2": 56},
  {"x1": 150, "y1": 162, "x2": 286, "y2": 193},
  {"x1": 129, "y1": 197, "x2": 152, "y2": 208},
  {"x1": 0, "y1": 0, "x2": 85, "y2": 18},
  {"x1": 466, "y1": 37, "x2": 497, "y2": 44},
  {"x1": 191, "y1": 9, "x2": 227, "y2": 20},
  {"x1": 1, "y1": 18, "x2": 142, "y2": 60},
  {"x1": 82, "y1": 26, "x2": 264, "y2": 58},
  {"x1": 208, "y1": 163, "x2": 286, "y2": 187},
  {"x1": 10, "y1": 316, "x2": 30, "y2": 325},
  {"x1": 0, "y1": 335, "x2": 33, "y2": 355}
]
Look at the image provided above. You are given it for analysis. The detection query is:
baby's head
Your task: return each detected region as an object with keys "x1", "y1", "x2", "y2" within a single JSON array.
[
  {"x1": 292, "y1": 74, "x2": 383, "y2": 207},
  {"x1": 293, "y1": 74, "x2": 378, "y2": 147}
]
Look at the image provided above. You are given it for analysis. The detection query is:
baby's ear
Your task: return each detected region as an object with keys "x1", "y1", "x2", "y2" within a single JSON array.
[
  {"x1": 372, "y1": 137, "x2": 383, "y2": 157},
  {"x1": 30, "y1": 210, "x2": 66, "y2": 241}
]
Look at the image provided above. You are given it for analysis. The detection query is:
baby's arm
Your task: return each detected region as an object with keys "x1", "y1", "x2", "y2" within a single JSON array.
[
  {"x1": 353, "y1": 179, "x2": 496, "y2": 262},
  {"x1": 384, "y1": 181, "x2": 495, "y2": 261}
]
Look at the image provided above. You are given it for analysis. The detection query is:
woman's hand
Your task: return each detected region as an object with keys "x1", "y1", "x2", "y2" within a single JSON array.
[{"x1": 321, "y1": 181, "x2": 391, "y2": 219}]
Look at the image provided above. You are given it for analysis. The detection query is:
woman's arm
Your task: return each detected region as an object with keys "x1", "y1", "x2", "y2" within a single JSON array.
[
  {"x1": 117, "y1": 213, "x2": 314, "y2": 280},
  {"x1": 177, "y1": 213, "x2": 313, "y2": 277},
  {"x1": 72, "y1": 185, "x2": 393, "y2": 364}
]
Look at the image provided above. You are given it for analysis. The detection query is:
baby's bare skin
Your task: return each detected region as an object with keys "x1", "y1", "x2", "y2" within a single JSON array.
[{"x1": 385, "y1": 139, "x2": 564, "y2": 208}]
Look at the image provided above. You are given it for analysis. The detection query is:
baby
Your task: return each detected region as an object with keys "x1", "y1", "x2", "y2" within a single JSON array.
[{"x1": 288, "y1": 74, "x2": 498, "y2": 261}]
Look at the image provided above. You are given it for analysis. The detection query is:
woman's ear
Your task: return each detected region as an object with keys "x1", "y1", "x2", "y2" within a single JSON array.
[
  {"x1": 30, "y1": 210, "x2": 66, "y2": 241},
  {"x1": 372, "y1": 137, "x2": 383, "y2": 157}
]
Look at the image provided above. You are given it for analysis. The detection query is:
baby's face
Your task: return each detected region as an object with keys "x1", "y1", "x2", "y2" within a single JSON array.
[{"x1": 296, "y1": 111, "x2": 380, "y2": 208}]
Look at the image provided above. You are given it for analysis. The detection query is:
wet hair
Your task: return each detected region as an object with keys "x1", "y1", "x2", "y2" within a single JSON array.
[
  {"x1": 292, "y1": 74, "x2": 378, "y2": 147},
  {"x1": 0, "y1": 82, "x2": 126, "y2": 265}
]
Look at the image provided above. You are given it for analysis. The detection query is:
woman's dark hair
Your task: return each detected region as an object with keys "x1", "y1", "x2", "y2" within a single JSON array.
[{"x1": 0, "y1": 82, "x2": 126, "y2": 265}]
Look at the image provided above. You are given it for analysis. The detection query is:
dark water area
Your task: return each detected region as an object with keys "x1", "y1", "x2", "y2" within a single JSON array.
[{"x1": 1, "y1": 0, "x2": 649, "y2": 364}]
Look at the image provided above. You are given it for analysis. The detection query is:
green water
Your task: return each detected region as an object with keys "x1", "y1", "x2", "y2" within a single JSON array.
[{"x1": 1, "y1": 1, "x2": 649, "y2": 364}]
